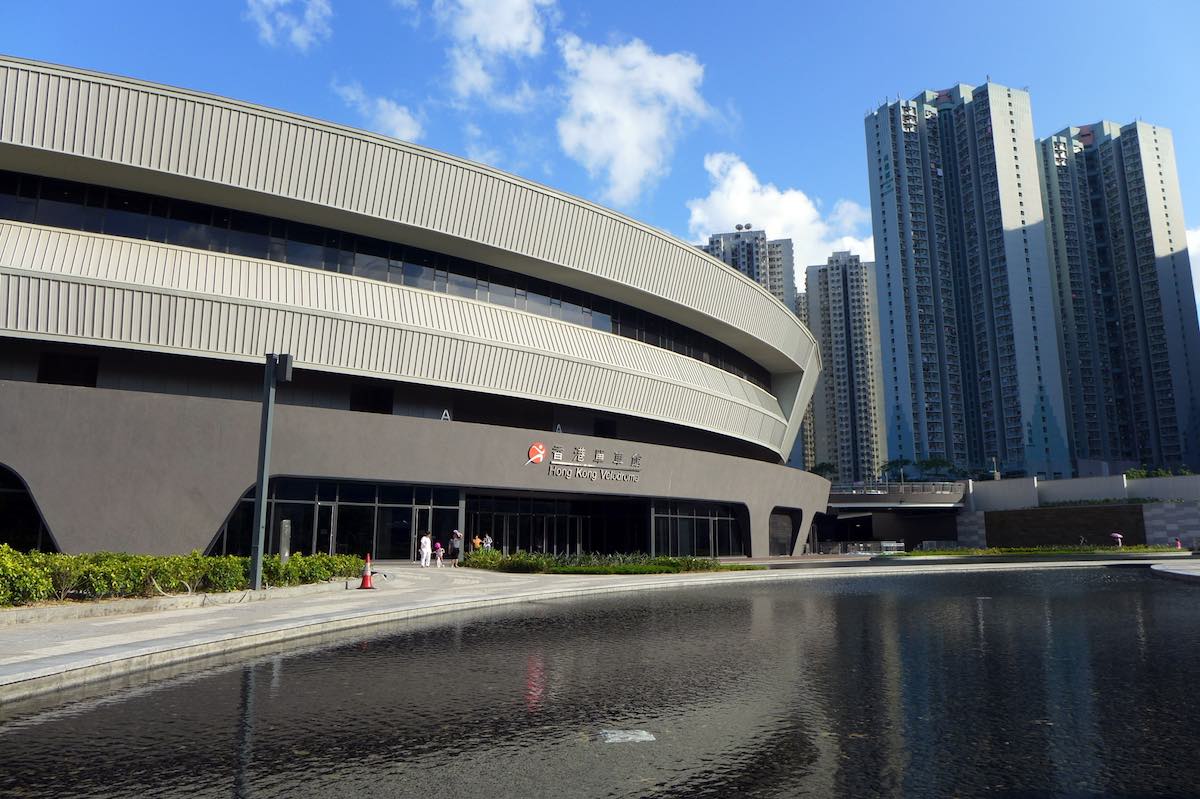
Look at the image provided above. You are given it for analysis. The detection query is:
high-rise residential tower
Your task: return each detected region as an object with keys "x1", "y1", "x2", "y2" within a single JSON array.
[
  {"x1": 701, "y1": 226, "x2": 796, "y2": 307},
  {"x1": 805, "y1": 252, "x2": 885, "y2": 483},
  {"x1": 866, "y1": 82, "x2": 1072, "y2": 478},
  {"x1": 1039, "y1": 121, "x2": 1200, "y2": 470},
  {"x1": 789, "y1": 290, "x2": 817, "y2": 471}
]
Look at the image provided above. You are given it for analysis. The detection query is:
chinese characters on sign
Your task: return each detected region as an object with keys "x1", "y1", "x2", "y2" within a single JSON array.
[{"x1": 526, "y1": 442, "x2": 643, "y2": 483}]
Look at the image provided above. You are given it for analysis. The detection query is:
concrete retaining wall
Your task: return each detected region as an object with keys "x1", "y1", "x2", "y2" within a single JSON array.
[
  {"x1": 1038, "y1": 475, "x2": 1127, "y2": 505},
  {"x1": 983, "y1": 505, "x2": 1146, "y2": 548},
  {"x1": 966, "y1": 478, "x2": 1038, "y2": 511},
  {"x1": 1142, "y1": 502, "x2": 1200, "y2": 547}
]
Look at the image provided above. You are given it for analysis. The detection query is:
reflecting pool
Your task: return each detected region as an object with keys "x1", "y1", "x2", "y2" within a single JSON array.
[{"x1": 3, "y1": 568, "x2": 1200, "y2": 797}]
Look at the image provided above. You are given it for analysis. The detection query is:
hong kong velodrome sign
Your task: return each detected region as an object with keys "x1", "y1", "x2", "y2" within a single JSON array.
[{"x1": 525, "y1": 442, "x2": 643, "y2": 483}]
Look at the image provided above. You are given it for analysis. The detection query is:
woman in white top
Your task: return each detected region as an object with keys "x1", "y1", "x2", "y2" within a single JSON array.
[{"x1": 419, "y1": 531, "x2": 432, "y2": 568}]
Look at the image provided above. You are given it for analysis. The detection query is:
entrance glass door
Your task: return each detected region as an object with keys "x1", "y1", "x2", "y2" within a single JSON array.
[
  {"x1": 315, "y1": 504, "x2": 334, "y2": 555},
  {"x1": 412, "y1": 507, "x2": 431, "y2": 561},
  {"x1": 334, "y1": 505, "x2": 375, "y2": 557}
]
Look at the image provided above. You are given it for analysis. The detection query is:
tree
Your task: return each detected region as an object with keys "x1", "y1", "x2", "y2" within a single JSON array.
[
  {"x1": 881, "y1": 458, "x2": 912, "y2": 482},
  {"x1": 811, "y1": 462, "x2": 838, "y2": 480},
  {"x1": 916, "y1": 458, "x2": 956, "y2": 479}
]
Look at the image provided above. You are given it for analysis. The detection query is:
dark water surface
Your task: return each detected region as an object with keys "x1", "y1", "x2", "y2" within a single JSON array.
[{"x1": 3, "y1": 568, "x2": 1200, "y2": 798}]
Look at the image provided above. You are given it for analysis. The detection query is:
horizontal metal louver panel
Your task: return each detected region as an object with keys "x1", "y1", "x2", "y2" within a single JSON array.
[
  {"x1": 0, "y1": 59, "x2": 815, "y2": 371},
  {"x1": 0, "y1": 223, "x2": 788, "y2": 452}
]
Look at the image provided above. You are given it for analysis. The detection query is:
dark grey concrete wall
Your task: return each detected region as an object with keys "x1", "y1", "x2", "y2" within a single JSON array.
[{"x1": 0, "y1": 380, "x2": 829, "y2": 556}]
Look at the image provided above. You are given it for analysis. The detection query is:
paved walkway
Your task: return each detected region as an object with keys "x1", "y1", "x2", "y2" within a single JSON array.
[
  {"x1": 0, "y1": 557, "x2": 1191, "y2": 706},
  {"x1": 1150, "y1": 560, "x2": 1200, "y2": 584}
]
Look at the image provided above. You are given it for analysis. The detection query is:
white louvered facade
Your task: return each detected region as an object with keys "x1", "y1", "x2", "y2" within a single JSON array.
[{"x1": 0, "y1": 56, "x2": 819, "y2": 460}]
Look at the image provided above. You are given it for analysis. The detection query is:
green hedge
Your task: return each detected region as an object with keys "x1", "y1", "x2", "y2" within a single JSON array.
[
  {"x1": 461, "y1": 549, "x2": 760, "y2": 575},
  {"x1": 893, "y1": 544, "x2": 1181, "y2": 557},
  {"x1": 0, "y1": 545, "x2": 364, "y2": 607}
]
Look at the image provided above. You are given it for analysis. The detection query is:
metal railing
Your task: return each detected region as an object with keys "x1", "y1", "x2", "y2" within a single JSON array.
[{"x1": 829, "y1": 481, "x2": 963, "y2": 495}]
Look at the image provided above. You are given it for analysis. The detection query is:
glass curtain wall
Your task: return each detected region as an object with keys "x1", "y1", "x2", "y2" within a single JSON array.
[
  {"x1": 652, "y1": 501, "x2": 746, "y2": 557},
  {"x1": 207, "y1": 479, "x2": 461, "y2": 560},
  {"x1": 463, "y1": 495, "x2": 651, "y2": 556},
  {"x1": 0, "y1": 465, "x2": 56, "y2": 552},
  {"x1": 0, "y1": 170, "x2": 771, "y2": 390}
]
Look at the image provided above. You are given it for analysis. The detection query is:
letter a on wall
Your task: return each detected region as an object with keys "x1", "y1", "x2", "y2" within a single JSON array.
[{"x1": 441, "y1": 409, "x2": 452, "y2": 421}]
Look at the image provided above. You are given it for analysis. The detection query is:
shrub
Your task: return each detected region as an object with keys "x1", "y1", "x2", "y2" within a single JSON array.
[
  {"x1": 0, "y1": 548, "x2": 364, "y2": 607},
  {"x1": 204, "y1": 556, "x2": 249, "y2": 592},
  {"x1": 0, "y1": 544, "x2": 53, "y2": 606},
  {"x1": 149, "y1": 551, "x2": 210, "y2": 594},
  {"x1": 25, "y1": 552, "x2": 89, "y2": 601},
  {"x1": 462, "y1": 550, "x2": 732, "y2": 575},
  {"x1": 77, "y1": 553, "x2": 156, "y2": 599}
]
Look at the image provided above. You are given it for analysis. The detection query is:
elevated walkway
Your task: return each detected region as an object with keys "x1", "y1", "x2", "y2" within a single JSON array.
[{"x1": 828, "y1": 481, "x2": 966, "y2": 510}]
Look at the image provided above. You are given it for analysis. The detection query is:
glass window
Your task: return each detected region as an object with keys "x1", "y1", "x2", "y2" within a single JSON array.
[
  {"x1": 103, "y1": 188, "x2": 150, "y2": 239},
  {"x1": 414, "y1": 486, "x2": 432, "y2": 506},
  {"x1": 209, "y1": 207, "x2": 231, "y2": 253},
  {"x1": 267, "y1": 219, "x2": 287, "y2": 262},
  {"x1": 286, "y1": 222, "x2": 326, "y2": 269},
  {"x1": 355, "y1": 238, "x2": 389, "y2": 282},
  {"x1": 0, "y1": 171, "x2": 37, "y2": 222},
  {"x1": 561, "y1": 291, "x2": 587, "y2": 326},
  {"x1": 403, "y1": 260, "x2": 437, "y2": 291},
  {"x1": 166, "y1": 200, "x2": 212, "y2": 249},
  {"x1": 271, "y1": 502, "x2": 315, "y2": 556},
  {"x1": 488, "y1": 278, "x2": 515, "y2": 307},
  {"x1": 591, "y1": 299, "x2": 613, "y2": 332},
  {"x1": 375, "y1": 506, "x2": 412, "y2": 560},
  {"x1": 526, "y1": 287, "x2": 553, "y2": 317},
  {"x1": 379, "y1": 484, "x2": 413, "y2": 505},
  {"x1": 338, "y1": 482, "x2": 376, "y2": 504},
  {"x1": 432, "y1": 487, "x2": 459, "y2": 507},
  {"x1": 432, "y1": 508, "x2": 460, "y2": 547},
  {"x1": 447, "y1": 269, "x2": 476, "y2": 299},
  {"x1": 226, "y1": 210, "x2": 270, "y2": 259},
  {"x1": 274, "y1": 478, "x2": 316, "y2": 502},
  {"x1": 36, "y1": 178, "x2": 87, "y2": 230}
]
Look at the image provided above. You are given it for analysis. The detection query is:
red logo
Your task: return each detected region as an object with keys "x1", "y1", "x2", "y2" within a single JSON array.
[{"x1": 526, "y1": 442, "x2": 546, "y2": 465}]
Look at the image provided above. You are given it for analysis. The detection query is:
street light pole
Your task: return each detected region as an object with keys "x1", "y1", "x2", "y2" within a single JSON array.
[{"x1": 249, "y1": 353, "x2": 293, "y2": 591}]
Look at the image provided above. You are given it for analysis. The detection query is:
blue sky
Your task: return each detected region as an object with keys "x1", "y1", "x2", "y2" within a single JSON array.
[{"x1": 3, "y1": 0, "x2": 1199, "y2": 286}]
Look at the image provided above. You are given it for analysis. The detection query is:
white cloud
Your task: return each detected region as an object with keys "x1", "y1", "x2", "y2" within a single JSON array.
[
  {"x1": 686, "y1": 153, "x2": 874, "y2": 271},
  {"x1": 333, "y1": 81, "x2": 422, "y2": 142},
  {"x1": 1189, "y1": 226, "x2": 1200, "y2": 309},
  {"x1": 557, "y1": 34, "x2": 709, "y2": 207},
  {"x1": 463, "y1": 122, "x2": 501, "y2": 166},
  {"x1": 246, "y1": 0, "x2": 332, "y2": 52},
  {"x1": 435, "y1": 0, "x2": 553, "y2": 106}
]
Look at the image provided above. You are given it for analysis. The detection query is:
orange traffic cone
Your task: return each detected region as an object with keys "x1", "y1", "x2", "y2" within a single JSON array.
[{"x1": 358, "y1": 553, "x2": 375, "y2": 589}]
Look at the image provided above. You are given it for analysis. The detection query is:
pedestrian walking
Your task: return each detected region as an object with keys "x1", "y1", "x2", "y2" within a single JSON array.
[
  {"x1": 1110, "y1": 530, "x2": 1124, "y2": 548},
  {"x1": 449, "y1": 529, "x2": 464, "y2": 567},
  {"x1": 419, "y1": 531, "x2": 432, "y2": 568},
  {"x1": 434, "y1": 540, "x2": 444, "y2": 568},
  {"x1": 1175, "y1": 536, "x2": 1184, "y2": 550},
  {"x1": 483, "y1": 533, "x2": 493, "y2": 550}
]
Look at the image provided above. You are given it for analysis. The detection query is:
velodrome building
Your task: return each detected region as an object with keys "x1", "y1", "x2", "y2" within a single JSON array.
[{"x1": 0, "y1": 57, "x2": 827, "y2": 560}]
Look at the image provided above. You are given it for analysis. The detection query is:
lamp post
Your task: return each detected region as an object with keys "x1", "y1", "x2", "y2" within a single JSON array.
[{"x1": 249, "y1": 353, "x2": 293, "y2": 591}]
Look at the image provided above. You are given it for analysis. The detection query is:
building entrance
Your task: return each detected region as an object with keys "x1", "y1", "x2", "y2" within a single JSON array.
[
  {"x1": 467, "y1": 509, "x2": 587, "y2": 555},
  {"x1": 207, "y1": 478, "x2": 462, "y2": 560}
]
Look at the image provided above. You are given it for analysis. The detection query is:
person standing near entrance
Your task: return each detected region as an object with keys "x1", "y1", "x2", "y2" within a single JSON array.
[
  {"x1": 419, "y1": 531, "x2": 432, "y2": 568},
  {"x1": 448, "y1": 529, "x2": 463, "y2": 567}
]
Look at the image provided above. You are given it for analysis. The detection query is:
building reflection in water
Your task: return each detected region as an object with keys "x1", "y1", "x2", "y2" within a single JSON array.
[{"x1": 3, "y1": 571, "x2": 1200, "y2": 798}]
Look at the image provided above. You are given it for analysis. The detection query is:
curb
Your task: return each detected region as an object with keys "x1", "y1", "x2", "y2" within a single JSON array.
[{"x1": 1149, "y1": 563, "x2": 1200, "y2": 585}]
